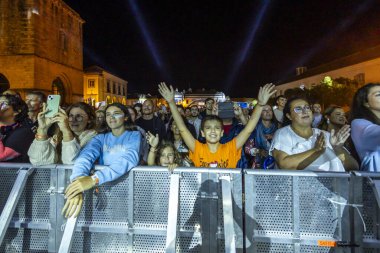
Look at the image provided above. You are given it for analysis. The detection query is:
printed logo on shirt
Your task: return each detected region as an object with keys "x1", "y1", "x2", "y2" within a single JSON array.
[
  {"x1": 199, "y1": 159, "x2": 230, "y2": 168},
  {"x1": 103, "y1": 144, "x2": 128, "y2": 154}
]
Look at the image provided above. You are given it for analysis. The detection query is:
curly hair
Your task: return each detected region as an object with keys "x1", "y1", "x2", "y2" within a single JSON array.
[{"x1": 0, "y1": 94, "x2": 28, "y2": 124}]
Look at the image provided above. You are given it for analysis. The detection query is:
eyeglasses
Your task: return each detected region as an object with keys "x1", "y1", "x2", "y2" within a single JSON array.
[
  {"x1": 68, "y1": 114, "x2": 87, "y2": 122},
  {"x1": 293, "y1": 105, "x2": 311, "y2": 114}
]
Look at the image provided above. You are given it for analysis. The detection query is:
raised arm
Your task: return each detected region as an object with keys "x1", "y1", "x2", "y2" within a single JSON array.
[
  {"x1": 236, "y1": 84, "x2": 276, "y2": 149},
  {"x1": 146, "y1": 131, "x2": 159, "y2": 165},
  {"x1": 158, "y1": 82, "x2": 195, "y2": 152}
]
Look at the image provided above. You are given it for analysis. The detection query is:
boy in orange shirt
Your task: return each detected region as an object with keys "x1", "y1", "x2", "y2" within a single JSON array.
[{"x1": 158, "y1": 83, "x2": 276, "y2": 169}]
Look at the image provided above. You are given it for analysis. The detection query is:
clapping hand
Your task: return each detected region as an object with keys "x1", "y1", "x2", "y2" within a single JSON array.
[
  {"x1": 314, "y1": 132, "x2": 327, "y2": 153},
  {"x1": 158, "y1": 82, "x2": 175, "y2": 103},
  {"x1": 330, "y1": 125, "x2": 350, "y2": 148},
  {"x1": 257, "y1": 83, "x2": 277, "y2": 106},
  {"x1": 146, "y1": 131, "x2": 159, "y2": 148}
]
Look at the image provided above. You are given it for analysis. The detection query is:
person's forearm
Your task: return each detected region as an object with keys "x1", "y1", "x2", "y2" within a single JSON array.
[
  {"x1": 245, "y1": 104, "x2": 263, "y2": 132},
  {"x1": 277, "y1": 149, "x2": 323, "y2": 170},
  {"x1": 333, "y1": 146, "x2": 359, "y2": 171},
  {"x1": 167, "y1": 101, "x2": 187, "y2": 131},
  {"x1": 147, "y1": 147, "x2": 157, "y2": 165},
  {"x1": 61, "y1": 129, "x2": 74, "y2": 142},
  {"x1": 239, "y1": 114, "x2": 248, "y2": 125}
]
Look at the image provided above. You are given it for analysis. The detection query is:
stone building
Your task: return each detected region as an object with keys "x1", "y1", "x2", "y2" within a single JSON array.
[
  {"x1": 84, "y1": 66, "x2": 127, "y2": 107},
  {"x1": 275, "y1": 45, "x2": 380, "y2": 95},
  {"x1": 0, "y1": 0, "x2": 84, "y2": 103}
]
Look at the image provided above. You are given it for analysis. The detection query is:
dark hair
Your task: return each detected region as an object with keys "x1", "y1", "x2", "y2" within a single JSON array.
[
  {"x1": 350, "y1": 83, "x2": 380, "y2": 125},
  {"x1": 205, "y1": 97, "x2": 214, "y2": 104},
  {"x1": 276, "y1": 95, "x2": 286, "y2": 103},
  {"x1": 318, "y1": 105, "x2": 342, "y2": 131},
  {"x1": 200, "y1": 115, "x2": 223, "y2": 130},
  {"x1": 126, "y1": 106, "x2": 137, "y2": 116},
  {"x1": 27, "y1": 91, "x2": 47, "y2": 102},
  {"x1": 282, "y1": 96, "x2": 309, "y2": 127},
  {"x1": 0, "y1": 94, "x2": 28, "y2": 124},
  {"x1": 66, "y1": 102, "x2": 96, "y2": 130},
  {"x1": 105, "y1": 103, "x2": 137, "y2": 131},
  {"x1": 133, "y1": 103, "x2": 142, "y2": 109},
  {"x1": 155, "y1": 140, "x2": 182, "y2": 166}
]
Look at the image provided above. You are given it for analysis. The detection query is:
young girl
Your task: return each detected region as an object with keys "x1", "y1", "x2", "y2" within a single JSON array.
[
  {"x1": 146, "y1": 131, "x2": 192, "y2": 170},
  {"x1": 62, "y1": 103, "x2": 141, "y2": 218}
]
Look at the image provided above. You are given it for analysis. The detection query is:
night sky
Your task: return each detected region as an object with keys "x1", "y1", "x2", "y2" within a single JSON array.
[{"x1": 64, "y1": 0, "x2": 380, "y2": 97}]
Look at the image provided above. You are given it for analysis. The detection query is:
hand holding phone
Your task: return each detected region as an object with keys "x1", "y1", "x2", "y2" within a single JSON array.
[{"x1": 45, "y1": 95, "x2": 61, "y2": 117}]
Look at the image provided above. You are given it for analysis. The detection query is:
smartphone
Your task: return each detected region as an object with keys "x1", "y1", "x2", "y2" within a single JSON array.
[
  {"x1": 218, "y1": 102, "x2": 235, "y2": 119},
  {"x1": 45, "y1": 95, "x2": 61, "y2": 117}
]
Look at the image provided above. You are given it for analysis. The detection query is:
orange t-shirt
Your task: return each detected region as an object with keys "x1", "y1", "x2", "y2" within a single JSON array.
[{"x1": 189, "y1": 138, "x2": 242, "y2": 168}]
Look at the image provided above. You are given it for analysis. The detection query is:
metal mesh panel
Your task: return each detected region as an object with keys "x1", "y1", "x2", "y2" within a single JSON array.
[
  {"x1": 178, "y1": 172, "x2": 201, "y2": 231},
  {"x1": 252, "y1": 175, "x2": 293, "y2": 236},
  {"x1": 254, "y1": 242, "x2": 294, "y2": 252},
  {"x1": 1, "y1": 228, "x2": 49, "y2": 252},
  {"x1": 70, "y1": 232, "x2": 128, "y2": 253},
  {"x1": 176, "y1": 236, "x2": 201, "y2": 253},
  {"x1": 299, "y1": 177, "x2": 342, "y2": 237},
  {"x1": 76, "y1": 174, "x2": 129, "y2": 226},
  {"x1": 133, "y1": 234, "x2": 166, "y2": 252},
  {"x1": 362, "y1": 178, "x2": 376, "y2": 239},
  {"x1": 14, "y1": 169, "x2": 51, "y2": 223},
  {"x1": 133, "y1": 171, "x2": 170, "y2": 229},
  {"x1": 363, "y1": 248, "x2": 378, "y2": 253},
  {"x1": 300, "y1": 245, "x2": 337, "y2": 253},
  {"x1": 0, "y1": 169, "x2": 18, "y2": 213}
]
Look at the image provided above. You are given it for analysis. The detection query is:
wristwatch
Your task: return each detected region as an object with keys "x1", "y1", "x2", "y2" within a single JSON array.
[{"x1": 91, "y1": 174, "x2": 99, "y2": 186}]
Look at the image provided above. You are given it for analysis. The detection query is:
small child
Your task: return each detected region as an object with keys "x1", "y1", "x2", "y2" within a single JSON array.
[{"x1": 158, "y1": 82, "x2": 276, "y2": 168}]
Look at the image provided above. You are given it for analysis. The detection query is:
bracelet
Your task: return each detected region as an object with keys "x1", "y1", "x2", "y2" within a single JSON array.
[
  {"x1": 35, "y1": 133, "x2": 47, "y2": 140},
  {"x1": 150, "y1": 148, "x2": 157, "y2": 153},
  {"x1": 257, "y1": 102, "x2": 266, "y2": 107}
]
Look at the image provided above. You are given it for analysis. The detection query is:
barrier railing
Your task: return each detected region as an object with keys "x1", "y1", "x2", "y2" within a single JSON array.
[{"x1": 0, "y1": 163, "x2": 379, "y2": 253}]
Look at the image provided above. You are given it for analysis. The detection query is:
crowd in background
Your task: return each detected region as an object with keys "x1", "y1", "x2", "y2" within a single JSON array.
[{"x1": 0, "y1": 82, "x2": 379, "y2": 217}]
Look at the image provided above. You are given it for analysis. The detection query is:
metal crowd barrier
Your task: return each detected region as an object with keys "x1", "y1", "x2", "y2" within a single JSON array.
[{"x1": 0, "y1": 163, "x2": 379, "y2": 253}]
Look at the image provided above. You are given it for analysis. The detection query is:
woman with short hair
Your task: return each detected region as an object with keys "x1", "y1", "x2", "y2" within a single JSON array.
[{"x1": 270, "y1": 97, "x2": 358, "y2": 171}]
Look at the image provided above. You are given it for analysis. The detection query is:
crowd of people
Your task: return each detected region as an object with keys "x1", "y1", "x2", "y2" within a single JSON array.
[{"x1": 1, "y1": 82, "x2": 379, "y2": 217}]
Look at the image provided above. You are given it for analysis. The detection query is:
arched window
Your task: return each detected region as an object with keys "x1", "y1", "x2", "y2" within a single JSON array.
[
  {"x1": 0, "y1": 74, "x2": 10, "y2": 93},
  {"x1": 52, "y1": 78, "x2": 65, "y2": 101}
]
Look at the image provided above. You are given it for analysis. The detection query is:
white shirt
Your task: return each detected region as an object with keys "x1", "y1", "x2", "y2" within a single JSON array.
[{"x1": 269, "y1": 125, "x2": 345, "y2": 172}]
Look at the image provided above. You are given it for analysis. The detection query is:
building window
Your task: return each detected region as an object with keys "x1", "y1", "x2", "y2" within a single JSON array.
[
  {"x1": 106, "y1": 80, "x2": 111, "y2": 93},
  {"x1": 113, "y1": 82, "x2": 116, "y2": 94},
  {"x1": 60, "y1": 31, "x2": 67, "y2": 52},
  {"x1": 68, "y1": 15, "x2": 73, "y2": 30},
  {"x1": 88, "y1": 79, "x2": 95, "y2": 88},
  {"x1": 118, "y1": 85, "x2": 121, "y2": 95}
]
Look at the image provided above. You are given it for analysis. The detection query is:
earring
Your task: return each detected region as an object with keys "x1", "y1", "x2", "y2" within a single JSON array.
[{"x1": 327, "y1": 118, "x2": 330, "y2": 124}]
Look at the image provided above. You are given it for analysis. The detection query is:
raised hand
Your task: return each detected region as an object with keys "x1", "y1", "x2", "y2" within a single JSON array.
[
  {"x1": 37, "y1": 103, "x2": 55, "y2": 132},
  {"x1": 233, "y1": 103, "x2": 243, "y2": 116},
  {"x1": 257, "y1": 83, "x2": 277, "y2": 106},
  {"x1": 330, "y1": 125, "x2": 350, "y2": 147},
  {"x1": 158, "y1": 82, "x2": 175, "y2": 103},
  {"x1": 146, "y1": 131, "x2": 159, "y2": 148},
  {"x1": 314, "y1": 132, "x2": 327, "y2": 153},
  {"x1": 51, "y1": 107, "x2": 70, "y2": 133}
]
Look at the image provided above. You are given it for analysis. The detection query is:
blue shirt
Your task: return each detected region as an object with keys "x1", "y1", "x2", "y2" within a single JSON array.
[
  {"x1": 351, "y1": 119, "x2": 380, "y2": 172},
  {"x1": 71, "y1": 130, "x2": 141, "y2": 185}
]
